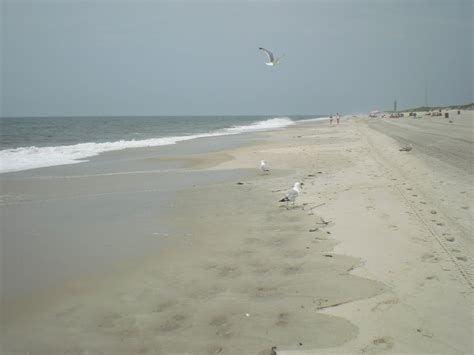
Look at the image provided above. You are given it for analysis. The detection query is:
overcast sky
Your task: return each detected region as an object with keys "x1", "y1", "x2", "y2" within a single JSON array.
[{"x1": 1, "y1": 0, "x2": 472, "y2": 117}]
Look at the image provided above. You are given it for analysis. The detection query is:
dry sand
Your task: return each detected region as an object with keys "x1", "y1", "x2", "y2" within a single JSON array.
[{"x1": 1, "y1": 111, "x2": 472, "y2": 354}]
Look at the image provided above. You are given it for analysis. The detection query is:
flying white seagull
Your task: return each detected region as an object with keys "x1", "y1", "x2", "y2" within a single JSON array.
[
  {"x1": 259, "y1": 47, "x2": 285, "y2": 66},
  {"x1": 279, "y1": 182, "x2": 303, "y2": 209},
  {"x1": 260, "y1": 160, "x2": 270, "y2": 174}
]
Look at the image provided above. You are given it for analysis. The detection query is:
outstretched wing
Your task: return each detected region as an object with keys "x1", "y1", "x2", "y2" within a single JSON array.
[
  {"x1": 259, "y1": 47, "x2": 274, "y2": 62},
  {"x1": 274, "y1": 54, "x2": 285, "y2": 65}
]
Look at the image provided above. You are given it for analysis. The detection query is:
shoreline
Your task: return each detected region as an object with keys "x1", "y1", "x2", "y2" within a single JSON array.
[
  {"x1": 0, "y1": 116, "x2": 324, "y2": 175},
  {"x1": 1, "y1": 111, "x2": 472, "y2": 354}
]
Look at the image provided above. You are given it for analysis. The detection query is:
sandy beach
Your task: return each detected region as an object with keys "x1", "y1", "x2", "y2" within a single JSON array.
[{"x1": 1, "y1": 111, "x2": 472, "y2": 354}]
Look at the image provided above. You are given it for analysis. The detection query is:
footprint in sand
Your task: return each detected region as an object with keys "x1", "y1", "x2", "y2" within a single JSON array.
[
  {"x1": 362, "y1": 336, "x2": 394, "y2": 352},
  {"x1": 258, "y1": 347, "x2": 278, "y2": 355},
  {"x1": 158, "y1": 313, "x2": 188, "y2": 332},
  {"x1": 456, "y1": 256, "x2": 468, "y2": 262},
  {"x1": 283, "y1": 249, "x2": 307, "y2": 258},
  {"x1": 281, "y1": 263, "x2": 304, "y2": 275},
  {"x1": 227, "y1": 249, "x2": 255, "y2": 258},
  {"x1": 210, "y1": 315, "x2": 228, "y2": 327},
  {"x1": 389, "y1": 224, "x2": 399, "y2": 231},
  {"x1": 97, "y1": 311, "x2": 122, "y2": 329},
  {"x1": 421, "y1": 253, "x2": 441, "y2": 263},
  {"x1": 249, "y1": 262, "x2": 272, "y2": 275},
  {"x1": 210, "y1": 315, "x2": 233, "y2": 339},
  {"x1": 153, "y1": 300, "x2": 177, "y2": 313},
  {"x1": 117, "y1": 322, "x2": 141, "y2": 340},
  {"x1": 461, "y1": 206, "x2": 469, "y2": 210},
  {"x1": 186, "y1": 284, "x2": 226, "y2": 301},
  {"x1": 417, "y1": 328, "x2": 434, "y2": 338},
  {"x1": 244, "y1": 237, "x2": 261, "y2": 245},
  {"x1": 372, "y1": 336, "x2": 394, "y2": 349},
  {"x1": 216, "y1": 265, "x2": 241, "y2": 278},
  {"x1": 265, "y1": 237, "x2": 289, "y2": 248},
  {"x1": 275, "y1": 312, "x2": 291, "y2": 326},
  {"x1": 254, "y1": 285, "x2": 279, "y2": 298},
  {"x1": 206, "y1": 262, "x2": 240, "y2": 277},
  {"x1": 207, "y1": 345, "x2": 224, "y2": 354}
]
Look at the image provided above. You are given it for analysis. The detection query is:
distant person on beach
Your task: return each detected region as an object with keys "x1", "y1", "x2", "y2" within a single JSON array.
[
  {"x1": 329, "y1": 114, "x2": 333, "y2": 125},
  {"x1": 336, "y1": 113, "x2": 340, "y2": 125}
]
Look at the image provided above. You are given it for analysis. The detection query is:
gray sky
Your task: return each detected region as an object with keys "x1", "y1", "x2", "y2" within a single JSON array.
[{"x1": 1, "y1": 0, "x2": 472, "y2": 117}]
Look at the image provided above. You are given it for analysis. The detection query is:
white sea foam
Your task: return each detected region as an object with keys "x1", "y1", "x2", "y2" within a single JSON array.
[
  {"x1": 297, "y1": 116, "x2": 330, "y2": 123},
  {"x1": 223, "y1": 117, "x2": 295, "y2": 133},
  {"x1": 0, "y1": 117, "x2": 295, "y2": 173}
]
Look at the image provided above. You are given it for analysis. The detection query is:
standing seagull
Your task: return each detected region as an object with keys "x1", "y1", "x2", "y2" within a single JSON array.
[
  {"x1": 279, "y1": 182, "x2": 303, "y2": 209},
  {"x1": 260, "y1": 160, "x2": 270, "y2": 174},
  {"x1": 259, "y1": 47, "x2": 285, "y2": 66}
]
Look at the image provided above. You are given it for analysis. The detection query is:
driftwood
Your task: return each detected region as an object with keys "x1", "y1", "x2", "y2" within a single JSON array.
[
  {"x1": 309, "y1": 203, "x2": 325, "y2": 211},
  {"x1": 315, "y1": 217, "x2": 332, "y2": 225},
  {"x1": 307, "y1": 203, "x2": 326, "y2": 215}
]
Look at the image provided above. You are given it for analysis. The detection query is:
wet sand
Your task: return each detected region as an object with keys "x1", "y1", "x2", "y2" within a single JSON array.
[
  {"x1": 0, "y1": 134, "x2": 258, "y2": 303},
  {"x1": 1, "y1": 111, "x2": 473, "y2": 354}
]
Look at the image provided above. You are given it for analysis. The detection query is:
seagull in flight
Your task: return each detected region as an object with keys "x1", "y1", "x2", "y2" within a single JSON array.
[
  {"x1": 279, "y1": 182, "x2": 303, "y2": 209},
  {"x1": 260, "y1": 160, "x2": 270, "y2": 174},
  {"x1": 259, "y1": 47, "x2": 285, "y2": 66}
]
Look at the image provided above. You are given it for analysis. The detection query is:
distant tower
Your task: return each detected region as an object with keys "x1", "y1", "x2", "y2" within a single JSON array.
[
  {"x1": 394, "y1": 100, "x2": 397, "y2": 112},
  {"x1": 424, "y1": 77, "x2": 428, "y2": 107},
  {"x1": 424, "y1": 86, "x2": 428, "y2": 107}
]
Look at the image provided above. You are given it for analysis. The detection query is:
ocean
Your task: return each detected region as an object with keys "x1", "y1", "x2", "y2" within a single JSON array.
[{"x1": 0, "y1": 115, "x2": 323, "y2": 173}]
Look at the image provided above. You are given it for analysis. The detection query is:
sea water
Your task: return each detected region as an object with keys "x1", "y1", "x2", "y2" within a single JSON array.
[{"x1": 0, "y1": 115, "x2": 323, "y2": 173}]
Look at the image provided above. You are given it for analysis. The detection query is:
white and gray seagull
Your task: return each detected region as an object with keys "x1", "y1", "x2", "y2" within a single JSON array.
[
  {"x1": 279, "y1": 182, "x2": 303, "y2": 209},
  {"x1": 260, "y1": 160, "x2": 270, "y2": 174},
  {"x1": 259, "y1": 47, "x2": 285, "y2": 66}
]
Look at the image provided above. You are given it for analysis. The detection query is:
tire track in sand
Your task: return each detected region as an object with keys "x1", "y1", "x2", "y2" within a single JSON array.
[{"x1": 357, "y1": 124, "x2": 473, "y2": 289}]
